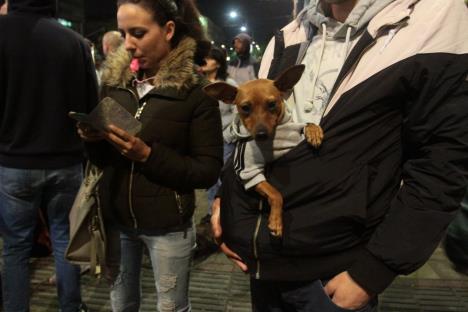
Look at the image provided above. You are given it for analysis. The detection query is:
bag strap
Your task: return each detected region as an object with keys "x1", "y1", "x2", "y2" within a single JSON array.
[{"x1": 88, "y1": 171, "x2": 105, "y2": 275}]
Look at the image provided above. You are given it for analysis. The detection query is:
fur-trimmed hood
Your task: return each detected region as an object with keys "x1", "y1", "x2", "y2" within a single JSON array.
[{"x1": 100, "y1": 37, "x2": 200, "y2": 90}]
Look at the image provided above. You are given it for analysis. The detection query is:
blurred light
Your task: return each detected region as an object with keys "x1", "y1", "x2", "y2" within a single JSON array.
[
  {"x1": 221, "y1": 44, "x2": 226, "y2": 49},
  {"x1": 199, "y1": 16, "x2": 208, "y2": 29},
  {"x1": 211, "y1": 41, "x2": 215, "y2": 44},
  {"x1": 227, "y1": 56, "x2": 231, "y2": 61},
  {"x1": 256, "y1": 45, "x2": 260, "y2": 50},
  {"x1": 240, "y1": 26, "x2": 247, "y2": 32},
  {"x1": 229, "y1": 11, "x2": 238, "y2": 19},
  {"x1": 230, "y1": 47, "x2": 234, "y2": 51},
  {"x1": 252, "y1": 41, "x2": 256, "y2": 45},
  {"x1": 58, "y1": 18, "x2": 72, "y2": 28}
]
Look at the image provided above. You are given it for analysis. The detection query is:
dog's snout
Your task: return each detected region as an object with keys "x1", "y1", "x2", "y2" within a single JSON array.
[{"x1": 255, "y1": 126, "x2": 269, "y2": 141}]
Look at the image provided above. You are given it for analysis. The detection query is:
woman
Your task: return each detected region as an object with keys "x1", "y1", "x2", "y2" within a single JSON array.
[
  {"x1": 199, "y1": 47, "x2": 237, "y2": 223},
  {"x1": 78, "y1": 0, "x2": 223, "y2": 311}
]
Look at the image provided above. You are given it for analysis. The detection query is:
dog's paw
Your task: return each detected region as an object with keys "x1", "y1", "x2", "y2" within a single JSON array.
[
  {"x1": 305, "y1": 123, "x2": 324, "y2": 148},
  {"x1": 268, "y1": 215, "x2": 283, "y2": 237}
]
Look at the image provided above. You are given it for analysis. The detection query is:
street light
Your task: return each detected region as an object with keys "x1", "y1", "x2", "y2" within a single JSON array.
[
  {"x1": 229, "y1": 11, "x2": 238, "y2": 19},
  {"x1": 240, "y1": 25, "x2": 247, "y2": 32}
]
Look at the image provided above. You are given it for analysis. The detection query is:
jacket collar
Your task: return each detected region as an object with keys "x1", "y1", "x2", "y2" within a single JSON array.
[
  {"x1": 298, "y1": 0, "x2": 397, "y2": 39},
  {"x1": 101, "y1": 37, "x2": 200, "y2": 99},
  {"x1": 367, "y1": 0, "x2": 419, "y2": 38}
]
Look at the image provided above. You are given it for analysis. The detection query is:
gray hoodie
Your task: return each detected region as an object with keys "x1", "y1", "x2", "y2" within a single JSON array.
[{"x1": 260, "y1": 0, "x2": 395, "y2": 124}]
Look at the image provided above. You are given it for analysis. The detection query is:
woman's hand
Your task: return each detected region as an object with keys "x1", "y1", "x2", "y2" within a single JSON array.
[
  {"x1": 104, "y1": 124, "x2": 151, "y2": 162},
  {"x1": 77, "y1": 122, "x2": 105, "y2": 142},
  {"x1": 211, "y1": 198, "x2": 248, "y2": 272}
]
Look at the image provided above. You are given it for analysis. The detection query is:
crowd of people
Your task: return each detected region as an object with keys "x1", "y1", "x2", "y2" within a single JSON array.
[{"x1": 0, "y1": 0, "x2": 467, "y2": 312}]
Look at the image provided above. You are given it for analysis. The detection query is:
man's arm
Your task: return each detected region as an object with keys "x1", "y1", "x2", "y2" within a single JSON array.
[{"x1": 348, "y1": 56, "x2": 468, "y2": 295}]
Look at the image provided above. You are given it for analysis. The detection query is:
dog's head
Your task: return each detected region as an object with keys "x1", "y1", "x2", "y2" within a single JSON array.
[{"x1": 203, "y1": 65, "x2": 305, "y2": 141}]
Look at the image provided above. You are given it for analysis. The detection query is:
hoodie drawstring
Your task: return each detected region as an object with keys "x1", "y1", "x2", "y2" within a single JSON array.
[
  {"x1": 342, "y1": 26, "x2": 353, "y2": 67},
  {"x1": 306, "y1": 24, "x2": 353, "y2": 113},
  {"x1": 305, "y1": 23, "x2": 327, "y2": 113}
]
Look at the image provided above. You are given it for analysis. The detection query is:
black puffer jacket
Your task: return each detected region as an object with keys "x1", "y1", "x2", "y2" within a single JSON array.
[
  {"x1": 88, "y1": 38, "x2": 223, "y2": 234},
  {"x1": 221, "y1": 0, "x2": 468, "y2": 296}
]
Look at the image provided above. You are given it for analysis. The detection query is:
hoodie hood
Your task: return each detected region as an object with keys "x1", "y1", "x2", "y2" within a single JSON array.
[
  {"x1": 298, "y1": 0, "x2": 396, "y2": 39},
  {"x1": 9, "y1": 0, "x2": 56, "y2": 16}
]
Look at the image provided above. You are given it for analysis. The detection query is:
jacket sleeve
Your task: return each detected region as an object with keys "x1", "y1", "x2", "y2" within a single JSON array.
[
  {"x1": 139, "y1": 95, "x2": 224, "y2": 190},
  {"x1": 348, "y1": 54, "x2": 468, "y2": 295}
]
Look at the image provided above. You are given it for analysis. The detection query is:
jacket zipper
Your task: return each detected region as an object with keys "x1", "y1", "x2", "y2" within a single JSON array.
[
  {"x1": 118, "y1": 87, "x2": 140, "y2": 229},
  {"x1": 253, "y1": 200, "x2": 264, "y2": 279},
  {"x1": 128, "y1": 162, "x2": 138, "y2": 229},
  {"x1": 174, "y1": 191, "x2": 183, "y2": 222},
  {"x1": 174, "y1": 191, "x2": 188, "y2": 238}
]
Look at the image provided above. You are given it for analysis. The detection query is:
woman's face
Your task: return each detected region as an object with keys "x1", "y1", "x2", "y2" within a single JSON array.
[
  {"x1": 200, "y1": 57, "x2": 219, "y2": 74},
  {"x1": 117, "y1": 3, "x2": 175, "y2": 74}
]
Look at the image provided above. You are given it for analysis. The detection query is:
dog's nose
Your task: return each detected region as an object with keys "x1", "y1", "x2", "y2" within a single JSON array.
[{"x1": 255, "y1": 130, "x2": 269, "y2": 141}]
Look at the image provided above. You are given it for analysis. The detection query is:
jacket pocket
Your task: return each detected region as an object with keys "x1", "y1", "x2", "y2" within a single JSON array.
[{"x1": 275, "y1": 165, "x2": 369, "y2": 256}]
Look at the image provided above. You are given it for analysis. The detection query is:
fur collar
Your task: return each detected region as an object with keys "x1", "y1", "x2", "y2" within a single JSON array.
[{"x1": 100, "y1": 37, "x2": 199, "y2": 90}]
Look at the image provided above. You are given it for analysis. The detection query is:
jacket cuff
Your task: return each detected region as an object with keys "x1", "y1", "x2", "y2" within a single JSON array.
[{"x1": 347, "y1": 248, "x2": 397, "y2": 295}]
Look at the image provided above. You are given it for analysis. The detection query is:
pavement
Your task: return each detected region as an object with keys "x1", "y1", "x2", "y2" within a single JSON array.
[{"x1": 5, "y1": 190, "x2": 468, "y2": 311}]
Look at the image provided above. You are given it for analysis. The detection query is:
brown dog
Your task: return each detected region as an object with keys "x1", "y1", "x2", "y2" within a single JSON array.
[{"x1": 203, "y1": 65, "x2": 323, "y2": 237}]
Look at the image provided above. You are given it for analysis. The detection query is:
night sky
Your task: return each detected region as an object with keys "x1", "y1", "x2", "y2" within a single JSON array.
[{"x1": 85, "y1": 0, "x2": 294, "y2": 46}]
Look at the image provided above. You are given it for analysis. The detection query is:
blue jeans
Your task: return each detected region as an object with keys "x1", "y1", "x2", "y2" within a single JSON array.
[
  {"x1": 206, "y1": 142, "x2": 235, "y2": 215},
  {"x1": 250, "y1": 279, "x2": 378, "y2": 312},
  {"x1": 0, "y1": 164, "x2": 83, "y2": 312},
  {"x1": 444, "y1": 188, "x2": 468, "y2": 268},
  {"x1": 110, "y1": 227, "x2": 196, "y2": 312}
]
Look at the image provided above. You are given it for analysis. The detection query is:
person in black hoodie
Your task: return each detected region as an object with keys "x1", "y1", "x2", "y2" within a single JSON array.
[{"x1": 0, "y1": 0, "x2": 98, "y2": 311}]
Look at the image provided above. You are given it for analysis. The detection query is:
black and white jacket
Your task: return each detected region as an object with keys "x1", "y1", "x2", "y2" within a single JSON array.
[{"x1": 219, "y1": 0, "x2": 468, "y2": 295}]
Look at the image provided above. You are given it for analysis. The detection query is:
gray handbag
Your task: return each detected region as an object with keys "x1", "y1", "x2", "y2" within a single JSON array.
[{"x1": 65, "y1": 163, "x2": 105, "y2": 274}]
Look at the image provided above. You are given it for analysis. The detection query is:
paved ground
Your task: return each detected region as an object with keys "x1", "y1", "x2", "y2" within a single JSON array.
[{"x1": 9, "y1": 191, "x2": 468, "y2": 311}]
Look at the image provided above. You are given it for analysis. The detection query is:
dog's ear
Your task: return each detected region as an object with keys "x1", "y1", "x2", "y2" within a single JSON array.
[
  {"x1": 274, "y1": 64, "x2": 306, "y2": 92},
  {"x1": 203, "y1": 82, "x2": 238, "y2": 104}
]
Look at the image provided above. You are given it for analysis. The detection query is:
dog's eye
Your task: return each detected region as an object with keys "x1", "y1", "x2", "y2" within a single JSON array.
[
  {"x1": 240, "y1": 105, "x2": 251, "y2": 115},
  {"x1": 268, "y1": 101, "x2": 277, "y2": 111}
]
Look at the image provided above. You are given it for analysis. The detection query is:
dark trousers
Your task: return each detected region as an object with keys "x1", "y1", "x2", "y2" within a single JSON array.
[
  {"x1": 250, "y1": 279, "x2": 378, "y2": 312},
  {"x1": 444, "y1": 189, "x2": 468, "y2": 271}
]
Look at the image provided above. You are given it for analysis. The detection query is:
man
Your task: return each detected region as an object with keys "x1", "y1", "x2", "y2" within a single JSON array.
[
  {"x1": 0, "y1": 0, "x2": 7, "y2": 15},
  {"x1": 0, "y1": 0, "x2": 98, "y2": 311},
  {"x1": 227, "y1": 32, "x2": 258, "y2": 84},
  {"x1": 101, "y1": 30, "x2": 123, "y2": 58},
  {"x1": 212, "y1": 0, "x2": 468, "y2": 311}
]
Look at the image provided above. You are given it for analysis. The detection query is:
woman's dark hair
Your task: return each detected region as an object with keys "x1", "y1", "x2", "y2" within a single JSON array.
[
  {"x1": 116, "y1": 0, "x2": 210, "y2": 65},
  {"x1": 207, "y1": 46, "x2": 228, "y2": 81}
]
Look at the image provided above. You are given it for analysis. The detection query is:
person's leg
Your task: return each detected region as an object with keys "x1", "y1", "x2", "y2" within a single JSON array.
[
  {"x1": 444, "y1": 189, "x2": 468, "y2": 274},
  {"x1": 142, "y1": 226, "x2": 196, "y2": 312},
  {"x1": 110, "y1": 232, "x2": 144, "y2": 312},
  {"x1": 44, "y1": 164, "x2": 83, "y2": 312},
  {"x1": 0, "y1": 165, "x2": 42, "y2": 312},
  {"x1": 250, "y1": 278, "x2": 284, "y2": 312}
]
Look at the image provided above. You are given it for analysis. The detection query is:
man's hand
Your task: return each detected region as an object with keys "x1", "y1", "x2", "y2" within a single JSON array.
[
  {"x1": 211, "y1": 197, "x2": 248, "y2": 272},
  {"x1": 324, "y1": 271, "x2": 372, "y2": 310},
  {"x1": 105, "y1": 124, "x2": 151, "y2": 162}
]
